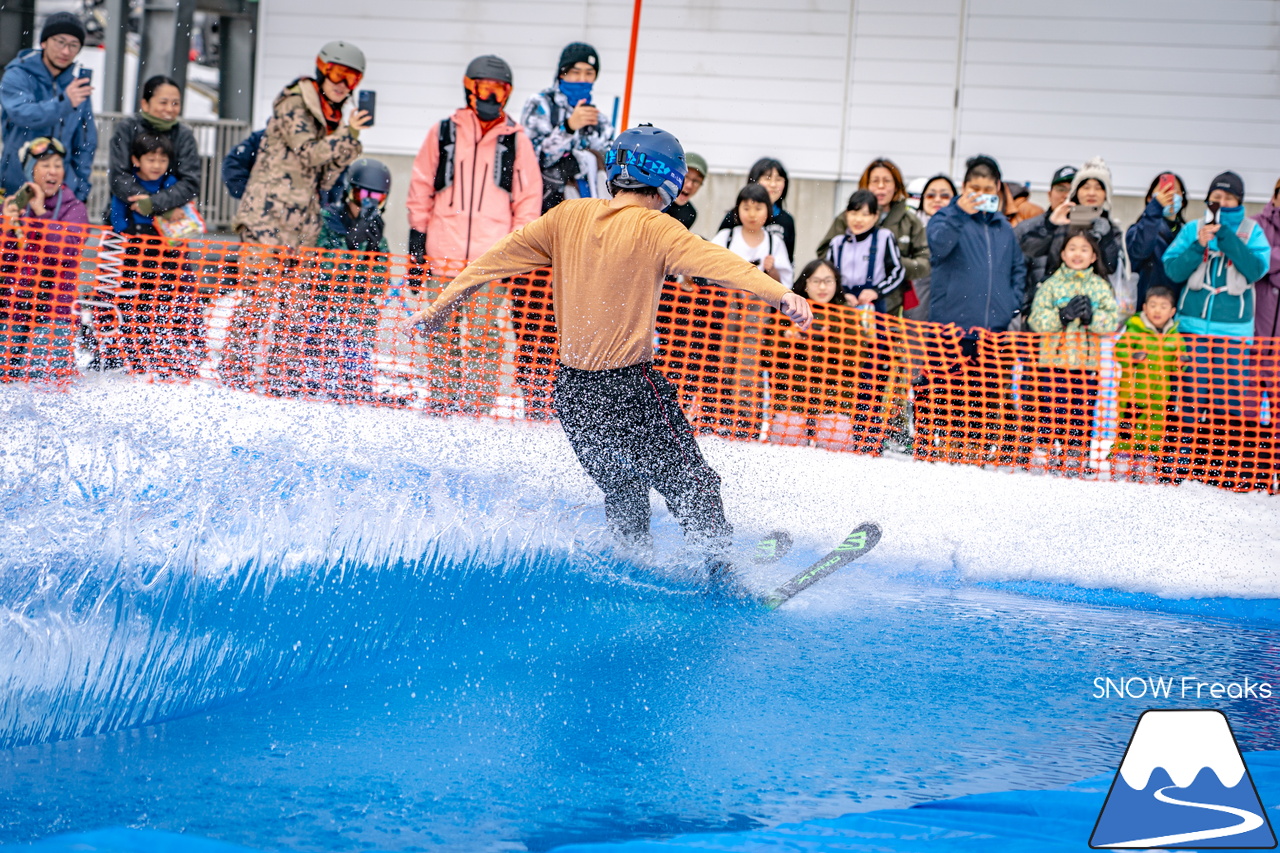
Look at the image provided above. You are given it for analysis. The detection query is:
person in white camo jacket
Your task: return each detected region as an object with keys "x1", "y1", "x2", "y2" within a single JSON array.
[{"x1": 520, "y1": 42, "x2": 615, "y2": 213}]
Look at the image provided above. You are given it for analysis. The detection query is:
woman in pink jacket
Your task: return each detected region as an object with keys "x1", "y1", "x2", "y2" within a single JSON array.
[{"x1": 406, "y1": 55, "x2": 542, "y2": 269}]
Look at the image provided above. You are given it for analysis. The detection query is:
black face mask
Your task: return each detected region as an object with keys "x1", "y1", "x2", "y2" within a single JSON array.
[{"x1": 474, "y1": 95, "x2": 503, "y2": 122}]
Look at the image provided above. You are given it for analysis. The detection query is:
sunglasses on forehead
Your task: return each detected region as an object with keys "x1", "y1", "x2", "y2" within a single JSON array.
[{"x1": 316, "y1": 59, "x2": 362, "y2": 89}]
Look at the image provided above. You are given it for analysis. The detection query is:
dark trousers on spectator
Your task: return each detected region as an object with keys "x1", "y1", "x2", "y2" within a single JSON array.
[{"x1": 554, "y1": 361, "x2": 733, "y2": 549}]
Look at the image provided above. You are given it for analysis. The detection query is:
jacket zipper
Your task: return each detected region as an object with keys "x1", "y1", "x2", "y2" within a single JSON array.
[
  {"x1": 983, "y1": 221, "x2": 993, "y2": 326},
  {"x1": 466, "y1": 126, "x2": 482, "y2": 260}
]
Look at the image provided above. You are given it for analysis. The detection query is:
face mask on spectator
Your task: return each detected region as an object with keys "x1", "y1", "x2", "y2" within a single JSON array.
[
  {"x1": 1163, "y1": 194, "x2": 1183, "y2": 218},
  {"x1": 558, "y1": 80, "x2": 593, "y2": 106}
]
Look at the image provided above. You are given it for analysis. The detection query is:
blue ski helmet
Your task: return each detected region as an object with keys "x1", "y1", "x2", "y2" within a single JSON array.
[{"x1": 605, "y1": 124, "x2": 686, "y2": 207}]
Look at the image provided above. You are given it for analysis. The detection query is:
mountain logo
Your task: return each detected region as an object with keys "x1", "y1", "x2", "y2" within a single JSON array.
[{"x1": 1090, "y1": 709, "x2": 1276, "y2": 849}]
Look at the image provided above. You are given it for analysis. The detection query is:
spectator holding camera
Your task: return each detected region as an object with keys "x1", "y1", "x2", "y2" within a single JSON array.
[
  {"x1": 1019, "y1": 157, "x2": 1124, "y2": 311},
  {"x1": 1, "y1": 12, "x2": 97, "y2": 203},
  {"x1": 1126, "y1": 172, "x2": 1189, "y2": 307}
]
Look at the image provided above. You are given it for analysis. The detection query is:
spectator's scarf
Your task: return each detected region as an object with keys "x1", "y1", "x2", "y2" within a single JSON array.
[
  {"x1": 307, "y1": 79, "x2": 343, "y2": 134},
  {"x1": 140, "y1": 111, "x2": 179, "y2": 133}
]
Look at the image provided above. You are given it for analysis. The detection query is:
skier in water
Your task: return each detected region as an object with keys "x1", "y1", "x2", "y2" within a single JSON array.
[{"x1": 403, "y1": 125, "x2": 812, "y2": 564}]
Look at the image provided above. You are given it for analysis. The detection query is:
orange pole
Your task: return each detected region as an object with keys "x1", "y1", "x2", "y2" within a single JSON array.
[{"x1": 620, "y1": 0, "x2": 643, "y2": 132}]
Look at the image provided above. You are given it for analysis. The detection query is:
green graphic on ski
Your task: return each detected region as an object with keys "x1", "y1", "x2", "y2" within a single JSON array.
[{"x1": 762, "y1": 522, "x2": 882, "y2": 610}]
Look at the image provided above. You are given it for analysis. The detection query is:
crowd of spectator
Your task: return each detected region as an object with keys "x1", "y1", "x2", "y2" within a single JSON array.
[{"x1": 1, "y1": 20, "x2": 1279, "y2": 486}]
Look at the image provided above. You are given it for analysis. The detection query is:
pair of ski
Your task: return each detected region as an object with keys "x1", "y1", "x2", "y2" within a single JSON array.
[{"x1": 733, "y1": 522, "x2": 882, "y2": 609}]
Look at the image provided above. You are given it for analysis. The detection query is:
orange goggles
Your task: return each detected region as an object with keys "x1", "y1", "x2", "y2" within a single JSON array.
[
  {"x1": 464, "y1": 77, "x2": 512, "y2": 102},
  {"x1": 317, "y1": 59, "x2": 362, "y2": 90}
]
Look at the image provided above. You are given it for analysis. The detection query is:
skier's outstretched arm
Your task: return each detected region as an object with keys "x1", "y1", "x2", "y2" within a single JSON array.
[
  {"x1": 665, "y1": 225, "x2": 813, "y2": 330},
  {"x1": 402, "y1": 217, "x2": 553, "y2": 337}
]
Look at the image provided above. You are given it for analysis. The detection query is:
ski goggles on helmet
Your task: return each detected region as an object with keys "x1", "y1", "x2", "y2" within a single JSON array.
[
  {"x1": 316, "y1": 58, "x2": 362, "y2": 90},
  {"x1": 464, "y1": 77, "x2": 511, "y2": 103},
  {"x1": 352, "y1": 187, "x2": 387, "y2": 206},
  {"x1": 19, "y1": 136, "x2": 67, "y2": 162}
]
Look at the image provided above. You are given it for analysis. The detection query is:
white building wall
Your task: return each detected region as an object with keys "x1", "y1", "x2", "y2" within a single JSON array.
[{"x1": 255, "y1": 0, "x2": 1280, "y2": 203}]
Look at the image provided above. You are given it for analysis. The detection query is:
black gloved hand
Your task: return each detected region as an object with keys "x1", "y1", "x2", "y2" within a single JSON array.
[
  {"x1": 1059, "y1": 294, "x2": 1093, "y2": 327},
  {"x1": 348, "y1": 202, "x2": 384, "y2": 252},
  {"x1": 408, "y1": 228, "x2": 427, "y2": 264}
]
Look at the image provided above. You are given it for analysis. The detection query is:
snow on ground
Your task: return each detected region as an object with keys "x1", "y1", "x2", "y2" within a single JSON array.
[{"x1": 2, "y1": 377, "x2": 1277, "y2": 601}]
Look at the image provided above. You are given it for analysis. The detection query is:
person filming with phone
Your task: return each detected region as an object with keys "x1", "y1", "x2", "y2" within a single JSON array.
[
  {"x1": 1018, "y1": 156, "x2": 1125, "y2": 313},
  {"x1": 0, "y1": 12, "x2": 97, "y2": 204}
]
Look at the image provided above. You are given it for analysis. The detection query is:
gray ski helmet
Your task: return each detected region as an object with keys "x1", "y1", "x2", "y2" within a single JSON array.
[
  {"x1": 347, "y1": 158, "x2": 391, "y2": 195},
  {"x1": 465, "y1": 54, "x2": 512, "y2": 84},
  {"x1": 317, "y1": 40, "x2": 366, "y2": 74}
]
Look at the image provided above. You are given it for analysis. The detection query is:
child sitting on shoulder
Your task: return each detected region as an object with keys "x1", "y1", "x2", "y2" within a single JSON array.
[
  {"x1": 1112, "y1": 285, "x2": 1187, "y2": 479},
  {"x1": 712, "y1": 183, "x2": 793, "y2": 288},
  {"x1": 824, "y1": 189, "x2": 904, "y2": 312}
]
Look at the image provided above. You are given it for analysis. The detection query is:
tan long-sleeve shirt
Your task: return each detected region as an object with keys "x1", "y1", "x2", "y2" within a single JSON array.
[{"x1": 424, "y1": 197, "x2": 792, "y2": 371}]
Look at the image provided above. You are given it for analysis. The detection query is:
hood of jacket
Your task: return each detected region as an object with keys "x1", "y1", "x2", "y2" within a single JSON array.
[
  {"x1": 449, "y1": 106, "x2": 525, "y2": 139},
  {"x1": 280, "y1": 77, "x2": 329, "y2": 127},
  {"x1": 4, "y1": 48, "x2": 66, "y2": 89},
  {"x1": 1255, "y1": 201, "x2": 1280, "y2": 239},
  {"x1": 1127, "y1": 311, "x2": 1178, "y2": 336}
]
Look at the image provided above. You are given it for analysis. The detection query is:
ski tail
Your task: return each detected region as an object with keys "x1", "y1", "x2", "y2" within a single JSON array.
[{"x1": 763, "y1": 523, "x2": 882, "y2": 610}]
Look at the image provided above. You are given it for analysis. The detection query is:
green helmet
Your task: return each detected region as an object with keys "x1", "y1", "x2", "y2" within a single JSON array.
[{"x1": 317, "y1": 40, "x2": 365, "y2": 73}]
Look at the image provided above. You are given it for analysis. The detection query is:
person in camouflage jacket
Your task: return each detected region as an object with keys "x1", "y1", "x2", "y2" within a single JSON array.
[
  {"x1": 520, "y1": 42, "x2": 615, "y2": 212},
  {"x1": 222, "y1": 41, "x2": 370, "y2": 394},
  {"x1": 231, "y1": 75, "x2": 365, "y2": 247}
]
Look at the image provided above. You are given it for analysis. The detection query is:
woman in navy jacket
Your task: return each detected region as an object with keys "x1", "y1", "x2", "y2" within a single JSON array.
[
  {"x1": 1127, "y1": 172, "x2": 1188, "y2": 306},
  {"x1": 927, "y1": 155, "x2": 1026, "y2": 332}
]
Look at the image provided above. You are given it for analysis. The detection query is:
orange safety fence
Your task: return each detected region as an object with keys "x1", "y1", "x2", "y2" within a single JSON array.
[{"x1": 2, "y1": 221, "x2": 1278, "y2": 494}]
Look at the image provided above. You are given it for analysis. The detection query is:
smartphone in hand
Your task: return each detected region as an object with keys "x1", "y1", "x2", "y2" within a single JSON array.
[
  {"x1": 1157, "y1": 173, "x2": 1176, "y2": 194},
  {"x1": 1067, "y1": 203, "x2": 1103, "y2": 225},
  {"x1": 1205, "y1": 202, "x2": 1221, "y2": 225},
  {"x1": 10, "y1": 184, "x2": 34, "y2": 211},
  {"x1": 356, "y1": 90, "x2": 376, "y2": 127},
  {"x1": 77, "y1": 67, "x2": 92, "y2": 82}
]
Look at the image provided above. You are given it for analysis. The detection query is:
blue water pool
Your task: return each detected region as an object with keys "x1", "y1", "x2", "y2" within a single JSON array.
[{"x1": 2, "y1": 384, "x2": 1279, "y2": 852}]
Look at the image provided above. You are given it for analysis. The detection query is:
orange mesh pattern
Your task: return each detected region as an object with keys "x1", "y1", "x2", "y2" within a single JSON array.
[{"x1": 2, "y1": 222, "x2": 1277, "y2": 493}]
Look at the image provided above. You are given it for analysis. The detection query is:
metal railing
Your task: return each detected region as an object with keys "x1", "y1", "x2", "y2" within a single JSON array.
[{"x1": 88, "y1": 111, "x2": 250, "y2": 231}]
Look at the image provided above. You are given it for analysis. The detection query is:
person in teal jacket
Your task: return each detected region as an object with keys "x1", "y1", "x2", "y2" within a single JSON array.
[{"x1": 1161, "y1": 171, "x2": 1271, "y2": 485}]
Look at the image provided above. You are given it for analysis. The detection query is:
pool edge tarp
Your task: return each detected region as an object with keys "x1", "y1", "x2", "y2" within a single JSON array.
[{"x1": 7, "y1": 751, "x2": 1280, "y2": 852}]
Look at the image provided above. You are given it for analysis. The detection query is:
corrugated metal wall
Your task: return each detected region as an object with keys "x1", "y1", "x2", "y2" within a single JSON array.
[{"x1": 254, "y1": 0, "x2": 1280, "y2": 202}]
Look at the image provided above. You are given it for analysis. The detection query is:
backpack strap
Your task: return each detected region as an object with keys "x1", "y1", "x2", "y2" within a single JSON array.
[
  {"x1": 434, "y1": 118, "x2": 455, "y2": 192},
  {"x1": 493, "y1": 116, "x2": 516, "y2": 195}
]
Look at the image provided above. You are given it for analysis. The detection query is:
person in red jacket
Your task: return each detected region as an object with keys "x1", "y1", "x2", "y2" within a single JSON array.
[{"x1": 405, "y1": 54, "x2": 543, "y2": 415}]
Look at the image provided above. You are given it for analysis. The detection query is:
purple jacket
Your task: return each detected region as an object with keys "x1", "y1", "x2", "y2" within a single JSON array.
[
  {"x1": 1252, "y1": 202, "x2": 1280, "y2": 337},
  {"x1": 3, "y1": 183, "x2": 88, "y2": 321}
]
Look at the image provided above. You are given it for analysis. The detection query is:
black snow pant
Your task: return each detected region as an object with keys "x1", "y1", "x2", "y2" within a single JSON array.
[{"x1": 554, "y1": 361, "x2": 733, "y2": 549}]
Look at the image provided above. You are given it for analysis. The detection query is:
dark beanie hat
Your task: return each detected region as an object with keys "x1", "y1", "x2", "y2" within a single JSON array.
[
  {"x1": 1206, "y1": 170, "x2": 1245, "y2": 203},
  {"x1": 40, "y1": 12, "x2": 86, "y2": 46},
  {"x1": 558, "y1": 42, "x2": 599, "y2": 77}
]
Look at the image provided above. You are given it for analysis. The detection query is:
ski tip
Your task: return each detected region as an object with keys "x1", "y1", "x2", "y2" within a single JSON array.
[{"x1": 752, "y1": 529, "x2": 794, "y2": 565}]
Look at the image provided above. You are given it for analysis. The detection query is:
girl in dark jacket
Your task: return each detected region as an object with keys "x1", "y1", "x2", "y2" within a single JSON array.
[
  {"x1": 1126, "y1": 172, "x2": 1188, "y2": 306},
  {"x1": 106, "y1": 76, "x2": 200, "y2": 225},
  {"x1": 717, "y1": 157, "x2": 796, "y2": 263},
  {"x1": 817, "y1": 158, "x2": 930, "y2": 317}
]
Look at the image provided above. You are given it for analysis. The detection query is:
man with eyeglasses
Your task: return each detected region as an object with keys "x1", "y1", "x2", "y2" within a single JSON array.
[{"x1": 1, "y1": 11, "x2": 97, "y2": 203}]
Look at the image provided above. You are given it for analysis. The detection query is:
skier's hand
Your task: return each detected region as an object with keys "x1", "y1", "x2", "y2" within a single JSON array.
[
  {"x1": 779, "y1": 292, "x2": 813, "y2": 331},
  {"x1": 400, "y1": 307, "x2": 440, "y2": 339}
]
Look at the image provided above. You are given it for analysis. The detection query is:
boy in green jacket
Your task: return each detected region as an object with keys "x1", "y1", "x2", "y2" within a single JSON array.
[{"x1": 1113, "y1": 286, "x2": 1187, "y2": 477}]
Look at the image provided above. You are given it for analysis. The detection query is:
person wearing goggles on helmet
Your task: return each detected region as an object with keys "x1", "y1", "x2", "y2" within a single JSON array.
[
  {"x1": 231, "y1": 39, "x2": 370, "y2": 249},
  {"x1": 402, "y1": 125, "x2": 812, "y2": 572},
  {"x1": 1, "y1": 11, "x2": 97, "y2": 203},
  {"x1": 224, "y1": 40, "x2": 371, "y2": 394},
  {"x1": 311, "y1": 158, "x2": 392, "y2": 402},
  {"x1": 406, "y1": 54, "x2": 541, "y2": 267}
]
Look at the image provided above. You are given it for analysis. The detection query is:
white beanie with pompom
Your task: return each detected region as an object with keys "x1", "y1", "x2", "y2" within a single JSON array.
[{"x1": 1069, "y1": 155, "x2": 1112, "y2": 209}]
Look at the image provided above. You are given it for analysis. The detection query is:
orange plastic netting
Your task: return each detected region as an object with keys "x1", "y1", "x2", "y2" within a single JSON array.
[{"x1": 2, "y1": 221, "x2": 1277, "y2": 493}]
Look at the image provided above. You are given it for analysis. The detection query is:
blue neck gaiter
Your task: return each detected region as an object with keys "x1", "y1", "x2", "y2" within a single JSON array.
[
  {"x1": 1219, "y1": 205, "x2": 1245, "y2": 231},
  {"x1": 558, "y1": 80, "x2": 593, "y2": 106}
]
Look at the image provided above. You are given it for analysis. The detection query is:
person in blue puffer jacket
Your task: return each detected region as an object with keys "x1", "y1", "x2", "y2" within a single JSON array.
[
  {"x1": 927, "y1": 154, "x2": 1026, "y2": 332},
  {"x1": 1127, "y1": 171, "x2": 1189, "y2": 306},
  {"x1": 1161, "y1": 171, "x2": 1271, "y2": 471},
  {"x1": 0, "y1": 12, "x2": 97, "y2": 202}
]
